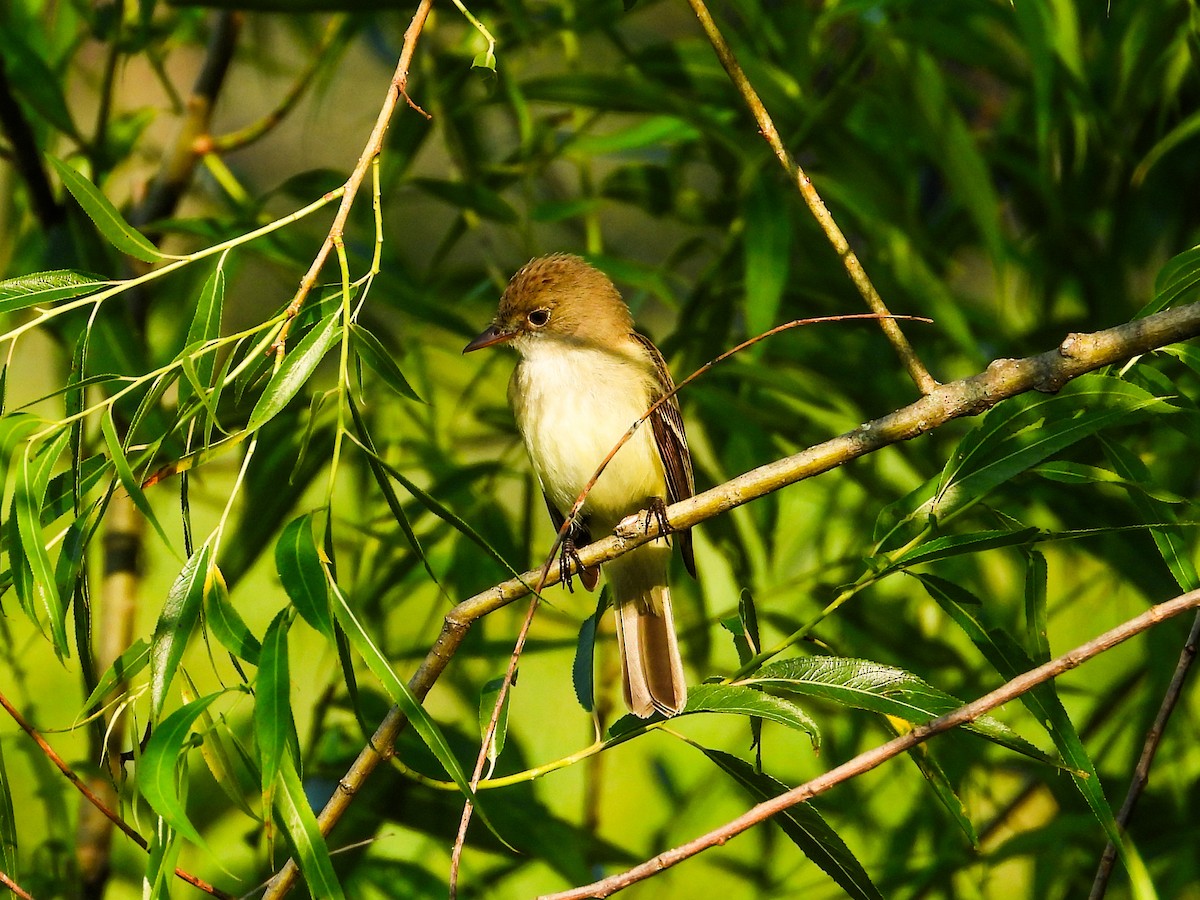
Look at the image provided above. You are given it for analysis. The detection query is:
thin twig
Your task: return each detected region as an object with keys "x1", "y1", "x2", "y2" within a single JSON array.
[
  {"x1": 683, "y1": 0, "x2": 939, "y2": 396},
  {"x1": 270, "y1": 0, "x2": 435, "y2": 358},
  {"x1": 295, "y1": 298, "x2": 1200, "y2": 896},
  {"x1": 0, "y1": 688, "x2": 234, "y2": 899},
  {"x1": 1089, "y1": 609, "x2": 1200, "y2": 899},
  {"x1": 0, "y1": 868, "x2": 35, "y2": 900},
  {"x1": 539, "y1": 589, "x2": 1200, "y2": 899}
]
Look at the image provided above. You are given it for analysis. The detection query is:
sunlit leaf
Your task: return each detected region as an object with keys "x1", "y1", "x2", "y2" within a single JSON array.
[
  {"x1": 204, "y1": 565, "x2": 261, "y2": 665},
  {"x1": 140, "y1": 691, "x2": 225, "y2": 848},
  {"x1": 256, "y1": 608, "x2": 293, "y2": 802},
  {"x1": 478, "y1": 676, "x2": 511, "y2": 765},
  {"x1": 0, "y1": 270, "x2": 107, "y2": 315},
  {"x1": 274, "y1": 751, "x2": 345, "y2": 900},
  {"x1": 246, "y1": 308, "x2": 340, "y2": 432},
  {"x1": 349, "y1": 324, "x2": 423, "y2": 402},
  {"x1": 275, "y1": 513, "x2": 333, "y2": 638},
  {"x1": 46, "y1": 156, "x2": 165, "y2": 262},
  {"x1": 150, "y1": 545, "x2": 211, "y2": 719}
]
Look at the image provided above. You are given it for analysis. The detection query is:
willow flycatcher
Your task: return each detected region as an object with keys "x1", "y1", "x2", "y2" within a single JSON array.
[{"x1": 464, "y1": 254, "x2": 694, "y2": 717}]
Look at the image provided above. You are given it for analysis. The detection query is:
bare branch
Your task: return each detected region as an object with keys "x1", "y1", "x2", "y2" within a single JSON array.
[{"x1": 540, "y1": 589, "x2": 1200, "y2": 899}]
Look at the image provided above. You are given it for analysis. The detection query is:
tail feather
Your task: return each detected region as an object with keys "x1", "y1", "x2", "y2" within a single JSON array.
[{"x1": 610, "y1": 548, "x2": 687, "y2": 717}]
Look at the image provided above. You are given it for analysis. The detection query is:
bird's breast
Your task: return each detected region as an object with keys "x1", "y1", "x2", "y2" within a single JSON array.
[{"x1": 511, "y1": 342, "x2": 667, "y2": 531}]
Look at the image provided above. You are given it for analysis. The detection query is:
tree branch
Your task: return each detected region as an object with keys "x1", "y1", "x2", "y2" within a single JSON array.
[
  {"x1": 683, "y1": 0, "x2": 938, "y2": 395},
  {"x1": 540, "y1": 588, "x2": 1200, "y2": 899},
  {"x1": 284, "y1": 298, "x2": 1200, "y2": 895}
]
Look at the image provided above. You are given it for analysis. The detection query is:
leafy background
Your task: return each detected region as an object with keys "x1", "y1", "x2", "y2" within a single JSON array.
[{"x1": 1, "y1": 0, "x2": 1199, "y2": 898}]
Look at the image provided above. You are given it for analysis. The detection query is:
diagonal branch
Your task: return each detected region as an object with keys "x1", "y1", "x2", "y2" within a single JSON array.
[
  {"x1": 540, "y1": 588, "x2": 1200, "y2": 899},
  {"x1": 273, "y1": 298, "x2": 1200, "y2": 898},
  {"x1": 683, "y1": 0, "x2": 938, "y2": 395}
]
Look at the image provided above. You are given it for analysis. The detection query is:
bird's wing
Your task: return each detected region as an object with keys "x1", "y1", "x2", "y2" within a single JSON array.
[{"x1": 632, "y1": 332, "x2": 696, "y2": 578}]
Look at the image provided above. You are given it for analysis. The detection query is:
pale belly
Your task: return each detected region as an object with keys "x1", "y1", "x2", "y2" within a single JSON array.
[{"x1": 512, "y1": 344, "x2": 667, "y2": 532}]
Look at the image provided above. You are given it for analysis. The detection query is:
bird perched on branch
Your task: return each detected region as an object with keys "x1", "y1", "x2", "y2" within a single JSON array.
[{"x1": 464, "y1": 254, "x2": 695, "y2": 717}]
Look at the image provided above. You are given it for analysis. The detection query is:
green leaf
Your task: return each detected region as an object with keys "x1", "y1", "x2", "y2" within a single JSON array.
[
  {"x1": 204, "y1": 565, "x2": 261, "y2": 665},
  {"x1": 884, "y1": 717, "x2": 978, "y2": 846},
  {"x1": 140, "y1": 691, "x2": 225, "y2": 848},
  {"x1": 743, "y1": 176, "x2": 792, "y2": 339},
  {"x1": 0, "y1": 270, "x2": 107, "y2": 315},
  {"x1": 1024, "y1": 550, "x2": 1050, "y2": 664},
  {"x1": 275, "y1": 514, "x2": 333, "y2": 638},
  {"x1": 246, "y1": 308, "x2": 341, "y2": 432},
  {"x1": 14, "y1": 432, "x2": 72, "y2": 655},
  {"x1": 101, "y1": 408, "x2": 177, "y2": 555},
  {"x1": 46, "y1": 156, "x2": 164, "y2": 262},
  {"x1": 609, "y1": 683, "x2": 820, "y2": 748},
  {"x1": 699, "y1": 747, "x2": 883, "y2": 900},
  {"x1": 180, "y1": 263, "x2": 225, "y2": 402},
  {"x1": 744, "y1": 656, "x2": 1061, "y2": 769},
  {"x1": 143, "y1": 816, "x2": 182, "y2": 900},
  {"x1": 925, "y1": 375, "x2": 1165, "y2": 522},
  {"x1": 81, "y1": 638, "x2": 151, "y2": 712},
  {"x1": 915, "y1": 574, "x2": 1126, "y2": 858},
  {"x1": 891, "y1": 528, "x2": 1040, "y2": 570},
  {"x1": 324, "y1": 570, "x2": 495, "y2": 831},
  {"x1": 572, "y1": 589, "x2": 609, "y2": 713},
  {"x1": 256, "y1": 609, "x2": 293, "y2": 801},
  {"x1": 274, "y1": 751, "x2": 345, "y2": 900},
  {"x1": 349, "y1": 325, "x2": 423, "y2": 402},
  {"x1": 150, "y1": 545, "x2": 211, "y2": 719},
  {"x1": 478, "y1": 676, "x2": 511, "y2": 765},
  {"x1": 567, "y1": 115, "x2": 700, "y2": 157}
]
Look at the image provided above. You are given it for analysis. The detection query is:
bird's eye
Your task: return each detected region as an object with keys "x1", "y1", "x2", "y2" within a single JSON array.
[{"x1": 527, "y1": 308, "x2": 551, "y2": 327}]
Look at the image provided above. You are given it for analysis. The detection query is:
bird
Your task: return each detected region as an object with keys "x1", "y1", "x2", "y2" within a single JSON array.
[{"x1": 463, "y1": 253, "x2": 695, "y2": 717}]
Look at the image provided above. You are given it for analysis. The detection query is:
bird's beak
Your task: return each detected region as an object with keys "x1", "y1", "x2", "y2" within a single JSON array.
[{"x1": 463, "y1": 323, "x2": 515, "y2": 353}]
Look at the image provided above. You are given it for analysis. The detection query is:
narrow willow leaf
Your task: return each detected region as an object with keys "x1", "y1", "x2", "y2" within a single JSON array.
[
  {"x1": 885, "y1": 716, "x2": 979, "y2": 846},
  {"x1": 101, "y1": 409, "x2": 177, "y2": 554},
  {"x1": 15, "y1": 433, "x2": 72, "y2": 655},
  {"x1": 46, "y1": 157, "x2": 164, "y2": 262},
  {"x1": 927, "y1": 376, "x2": 1165, "y2": 522},
  {"x1": 143, "y1": 816, "x2": 182, "y2": 900},
  {"x1": 478, "y1": 676, "x2": 511, "y2": 765},
  {"x1": 700, "y1": 747, "x2": 883, "y2": 900},
  {"x1": 44, "y1": 456, "x2": 109, "y2": 524},
  {"x1": 324, "y1": 571, "x2": 494, "y2": 828},
  {"x1": 349, "y1": 325, "x2": 423, "y2": 401},
  {"x1": 177, "y1": 260, "x2": 225, "y2": 416},
  {"x1": 916, "y1": 574, "x2": 1127, "y2": 858},
  {"x1": 1024, "y1": 550, "x2": 1050, "y2": 664},
  {"x1": 0, "y1": 740, "x2": 18, "y2": 882},
  {"x1": 1103, "y1": 439, "x2": 1200, "y2": 592},
  {"x1": 246, "y1": 309, "x2": 341, "y2": 432},
  {"x1": 81, "y1": 638, "x2": 151, "y2": 711},
  {"x1": 140, "y1": 691, "x2": 225, "y2": 848},
  {"x1": 274, "y1": 751, "x2": 345, "y2": 900},
  {"x1": 609, "y1": 683, "x2": 820, "y2": 747},
  {"x1": 346, "y1": 397, "x2": 440, "y2": 589},
  {"x1": 0, "y1": 29, "x2": 78, "y2": 136},
  {"x1": 572, "y1": 589, "x2": 609, "y2": 713},
  {"x1": 412, "y1": 178, "x2": 518, "y2": 223},
  {"x1": 256, "y1": 609, "x2": 293, "y2": 801},
  {"x1": 745, "y1": 656, "x2": 1061, "y2": 769},
  {"x1": 275, "y1": 514, "x2": 332, "y2": 638},
  {"x1": 892, "y1": 528, "x2": 1039, "y2": 570},
  {"x1": 0, "y1": 270, "x2": 107, "y2": 315},
  {"x1": 204, "y1": 566, "x2": 261, "y2": 665},
  {"x1": 150, "y1": 545, "x2": 211, "y2": 719}
]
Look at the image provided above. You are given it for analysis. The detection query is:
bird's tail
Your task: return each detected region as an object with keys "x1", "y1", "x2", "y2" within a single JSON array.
[{"x1": 609, "y1": 545, "x2": 687, "y2": 717}]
